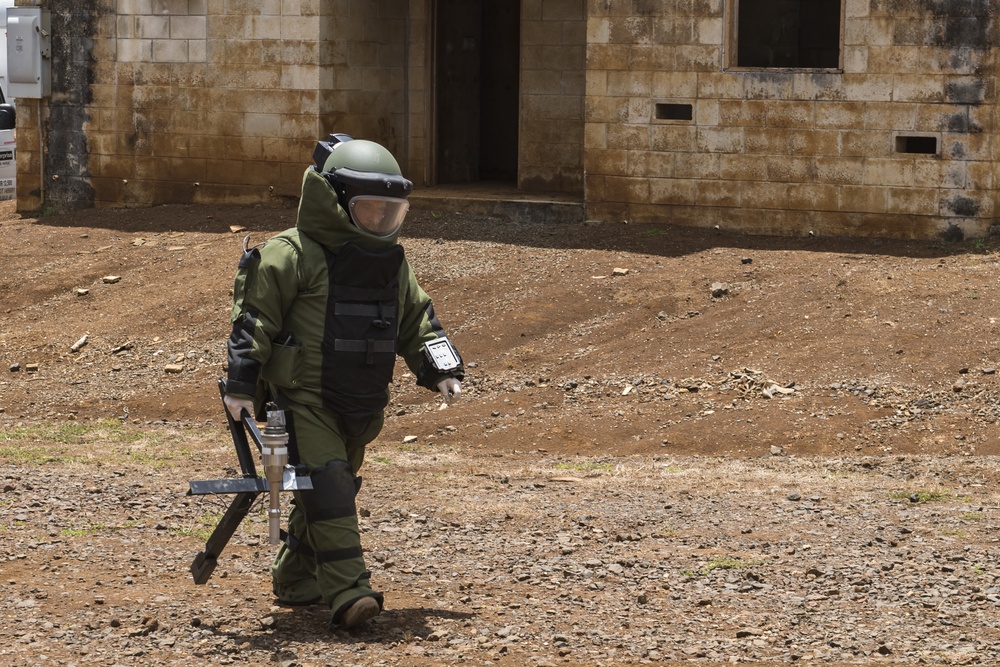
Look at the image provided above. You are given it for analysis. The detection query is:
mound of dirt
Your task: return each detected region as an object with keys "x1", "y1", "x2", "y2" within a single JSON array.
[{"x1": 3, "y1": 197, "x2": 1000, "y2": 458}]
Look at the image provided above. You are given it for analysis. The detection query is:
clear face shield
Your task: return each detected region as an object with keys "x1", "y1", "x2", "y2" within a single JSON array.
[{"x1": 348, "y1": 195, "x2": 410, "y2": 237}]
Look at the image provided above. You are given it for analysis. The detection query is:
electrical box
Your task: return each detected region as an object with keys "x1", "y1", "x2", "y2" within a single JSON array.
[{"x1": 6, "y1": 7, "x2": 50, "y2": 99}]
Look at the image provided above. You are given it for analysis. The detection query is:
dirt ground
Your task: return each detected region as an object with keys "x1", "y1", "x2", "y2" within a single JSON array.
[
  {"x1": 4, "y1": 197, "x2": 1000, "y2": 457},
  {"x1": 3, "y1": 197, "x2": 1000, "y2": 666}
]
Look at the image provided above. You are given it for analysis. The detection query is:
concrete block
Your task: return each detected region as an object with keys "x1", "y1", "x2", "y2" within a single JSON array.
[
  {"x1": 695, "y1": 71, "x2": 742, "y2": 98},
  {"x1": 152, "y1": 39, "x2": 189, "y2": 63},
  {"x1": 675, "y1": 45, "x2": 721, "y2": 72},
  {"x1": 697, "y1": 127, "x2": 743, "y2": 153},
  {"x1": 838, "y1": 185, "x2": 887, "y2": 213},
  {"x1": 864, "y1": 103, "x2": 918, "y2": 131},
  {"x1": 649, "y1": 177, "x2": 696, "y2": 205},
  {"x1": 815, "y1": 156, "x2": 865, "y2": 185},
  {"x1": 652, "y1": 72, "x2": 711, "y2": 99},
  {"x1": 607, "y1": 70, "x2": 653, "y2": 97},
  {"x1": 863, "y1": 158, "x2": 914, "y2": 187},
  {"x1": 766, "y1": 156, "x2": 816, "y2": 183},
  {"x1": 138, "y1": 15, "x2": 170, "y2": 40},
  {"x1": 765, "y1": 102, "x2": 815, "y2": 128},
  {"x1": 788, "y1": 183, "x2": 839, "y2": 212},
  {"x1": 840, "y1": 131, "x2": 895, "y2": 158},
  {"x1": 584, "y1": 148, "x2": 628, "y2": 175},
  {"x1": 745, "y1": 73, "x2": 794, "y2": 100},
  {"x1": 651, "y1": 125, "x2": 698, "y2": 152},
  {"x1": 171, "y1": 16, "x2": 207, "y2": 40},
  {"x1": 815, "y1": 101, "x2": 866, "y2": 129},
  {"x1": 245, "y1": 15, "x2": 281, "y2": 40},
  {"x1": 741, "y1": 181, "x2": 790, "y2": 209},
  {"x1": 886, "y1": 187, "x2": 938, "y2": 215},
  {"x1": 695, "y1": 179, "x2": 741, "y2": 207},
  {"x1": 720, "y1": 154, "x2": 769, "y2": 181},
  {"x1": 696, "y1": 18, "x2": 723, "y2": 45},
  {"x1": 718, "y1": 100, "x2": 767, "y2": 126},
  {"x1": 843, "y1": 74, "x2": 893, "y2": 101},
  {"x1": 893, "y1": 75, "x2": 944, "y2": 103},
  {"x1": 629, "y1": 45, "x2": 677, "y2": 71},
  {"x1": 116, "y1": 39, "x2": 153, "y2": 63},
  {"x1": 843, "y1": 46, "x2": 868, "y2": 73},
  {"x1": 588, "y1": 17, "x2": 610, "y2": 44}
]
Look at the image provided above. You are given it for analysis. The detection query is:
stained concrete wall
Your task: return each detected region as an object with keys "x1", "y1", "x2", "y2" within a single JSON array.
[
  {"x1": 520, "y1": 0, "x2": 586, "y2": 195},
  {"x1": 18, "y1": 0, "x2": 412, "y2": 211},
  {"x1": 585, "y1": 0, "x2": 999, "y2": 239},
  {"x1": 18, "y1": 0, "x2": 584, "y2": 211}
]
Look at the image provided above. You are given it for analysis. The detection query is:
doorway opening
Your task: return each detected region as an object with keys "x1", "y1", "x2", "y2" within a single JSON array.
[{"x1": 433, "y1": 0, "x2": 519, "y2": 184}]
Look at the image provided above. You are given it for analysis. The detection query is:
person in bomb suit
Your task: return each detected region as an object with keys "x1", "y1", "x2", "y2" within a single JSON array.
[{"x1": 223, "y1": 134, "x2": 464, "y2": 629}]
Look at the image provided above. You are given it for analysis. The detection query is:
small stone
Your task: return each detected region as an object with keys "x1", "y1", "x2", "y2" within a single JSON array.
[
  {"x1": 741, "y1": 257, "x2": 753, "y2": 264},
  {"x1": 787, "y1": 493, "x2": 801, "y2": 501},
  {"x1": 75, "y1": 288, "x2": 89, "y2": 296},
  {"x1": 403, "y1": 435, "x2": 419, "y2": 443},
  {"x1": 8, "y1": 363, "x2": 19, "y2": 372},
  {"x1": 612, "y1": 267, "x2": 629, "y2": 276},
  {"x1": 102, "y1": 275, "x2": 121, "y2": 284},
  {"x1": 164, "y1": 364, "x2": 185, "y2": 374},
  {"x1": 711, "y1": 282, "x2": 729, "y2": 298}
]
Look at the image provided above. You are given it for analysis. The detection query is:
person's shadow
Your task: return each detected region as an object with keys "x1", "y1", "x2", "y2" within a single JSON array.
[{"x1": 219, "y1": 604, "x2": 476, "y2": 652}]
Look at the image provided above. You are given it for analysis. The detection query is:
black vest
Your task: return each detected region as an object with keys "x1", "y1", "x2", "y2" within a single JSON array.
[{"x1": 320, "y1": 242, "x2": 404, "y2": 418}]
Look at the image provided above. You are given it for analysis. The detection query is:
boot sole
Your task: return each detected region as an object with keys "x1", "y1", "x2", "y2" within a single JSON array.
[{"x1": 339, "y1": 596, "x2": 381, "y2": 628}]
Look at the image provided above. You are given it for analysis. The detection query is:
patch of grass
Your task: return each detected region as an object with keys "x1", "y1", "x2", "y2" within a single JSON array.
[
  {"x1": 555, "y1": 461, "x2": 614, "y2": 472},
  {"x1": 888, "y1": 489, "x2": 965, "y2": 503},
  {"x1": 637, "y1": 228, "x2": 667, "y2": 237},
  {"x1": 371, "y1": 456, "x2": 392, "y2": 465},
  {"x1": 962, "y1": 511, "x2": 983, "y2": 521},
  {"x1": 973, "y1": 563, "x2": 986, "y2": 576},
  {"x1": 0, "y1": 419, "x2": 193, "y2": 466},
  {"x1": 681, "y1": 556, "x2": 762, "y2": 577},
  {"x1": 60, "y1": 519, "x2": 142, "y2": 538},
  {"x1": 937, "y1": 526, "x2": 966, "y2": 538},
  {"x1": 170, "y1": 512, "x2": 223, "y2": 542}
]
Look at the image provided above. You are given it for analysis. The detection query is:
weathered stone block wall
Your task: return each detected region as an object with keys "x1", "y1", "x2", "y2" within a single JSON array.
[
  {"x1": 585, "y1": 0, "x2": 999, "y2": 239},
  {"x1": 19, "y1": 0, "x2": 409, "y2": 211},
  {"x1": 520, "y1": 0, "x2": 586, "y2": 195}
]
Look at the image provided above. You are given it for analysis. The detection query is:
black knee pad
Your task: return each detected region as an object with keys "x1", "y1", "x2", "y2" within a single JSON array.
[{"x1": 297, "y1": 460, "x2": 357, "y2": 523}]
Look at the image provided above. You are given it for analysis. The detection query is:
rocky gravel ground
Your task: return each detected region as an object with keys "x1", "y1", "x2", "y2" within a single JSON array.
[
  {"x1": 3, "y1": 437, "x2": 1000, "y2": 666},
  {"x1": 5, "y1": 200, "x2": 1000, "y2": 665}
]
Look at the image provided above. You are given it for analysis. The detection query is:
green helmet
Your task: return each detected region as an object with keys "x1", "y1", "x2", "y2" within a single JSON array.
[{"x1": 313, "y1": 134, "x2": 413, "y2": 237}]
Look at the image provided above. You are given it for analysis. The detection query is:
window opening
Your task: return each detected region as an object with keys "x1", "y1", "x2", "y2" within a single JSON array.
[
  {"x1": 732, "y1": 0, "x2": 842, "y2": 69},
  {"x1": 895, "y1": 136, "x2": 938, "y2": 155},
  {"x1": 655, "y1": 103, "x2": 693, "y2": 121}
]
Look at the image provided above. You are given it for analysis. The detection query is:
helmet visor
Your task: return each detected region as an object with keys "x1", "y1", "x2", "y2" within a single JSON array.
[{"x1": 348, "y1": 196, "x2": 409, "y2": 237}]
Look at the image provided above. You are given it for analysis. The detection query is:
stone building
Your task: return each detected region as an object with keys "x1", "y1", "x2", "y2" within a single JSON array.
[{"x1": 11, "y1": 0, "x2": 998, "y2": 239}]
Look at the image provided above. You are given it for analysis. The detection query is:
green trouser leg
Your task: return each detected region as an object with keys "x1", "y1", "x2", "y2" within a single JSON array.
[
  {"x1": 271, "y1": 502, "x2": 320, "y2": 603},
  {"x1": 270, "y1": 402, "x2": 383, "y2": 616}
]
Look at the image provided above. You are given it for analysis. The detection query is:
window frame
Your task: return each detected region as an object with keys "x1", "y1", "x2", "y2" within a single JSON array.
[{"x1": 724, "y1": 0, "x2": 846, "y2": 72}]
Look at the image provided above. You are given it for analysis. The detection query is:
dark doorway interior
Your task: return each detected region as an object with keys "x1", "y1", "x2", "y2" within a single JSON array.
[{"x1": 434, "y1": 0, "x2": 520, "y2": 184}]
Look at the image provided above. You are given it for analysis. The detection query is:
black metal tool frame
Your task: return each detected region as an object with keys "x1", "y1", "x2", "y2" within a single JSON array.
[{"x1": 188, "y1": 380, "x2": 272, "y2": 584}]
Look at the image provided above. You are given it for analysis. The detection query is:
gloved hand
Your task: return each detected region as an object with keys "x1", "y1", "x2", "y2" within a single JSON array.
[
  {"x1": 436, "y1": 377, "x2": 462, "y2": 403},
  {"x1": 224, "y1": 394, "x2": 254, "y2": 422}
]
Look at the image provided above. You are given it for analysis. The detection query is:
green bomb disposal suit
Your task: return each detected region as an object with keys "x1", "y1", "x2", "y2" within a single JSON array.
[{"x1": 225, "y1": 167, "x2": 464, "y2": 621}]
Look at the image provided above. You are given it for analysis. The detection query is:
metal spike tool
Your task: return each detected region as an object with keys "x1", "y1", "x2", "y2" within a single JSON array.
[{"x1": 187, "y1": 380, "x2": 312, "y2": 584}]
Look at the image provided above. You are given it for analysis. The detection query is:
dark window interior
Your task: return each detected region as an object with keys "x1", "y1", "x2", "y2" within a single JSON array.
[
  {"x1": 896, "y1": 136, "x2": 938, "y2": 155},
  {"x1": 736, "y1": 0, "x2": 842, "y2": 68},
  {"x1": 655, "y1": 103, "x2": 694, "y2": 121}
]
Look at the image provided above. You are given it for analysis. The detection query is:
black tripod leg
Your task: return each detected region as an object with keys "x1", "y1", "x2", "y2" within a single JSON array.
[{"x1": 191, "y1": 490, "x2": 260, "y2": 585}]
